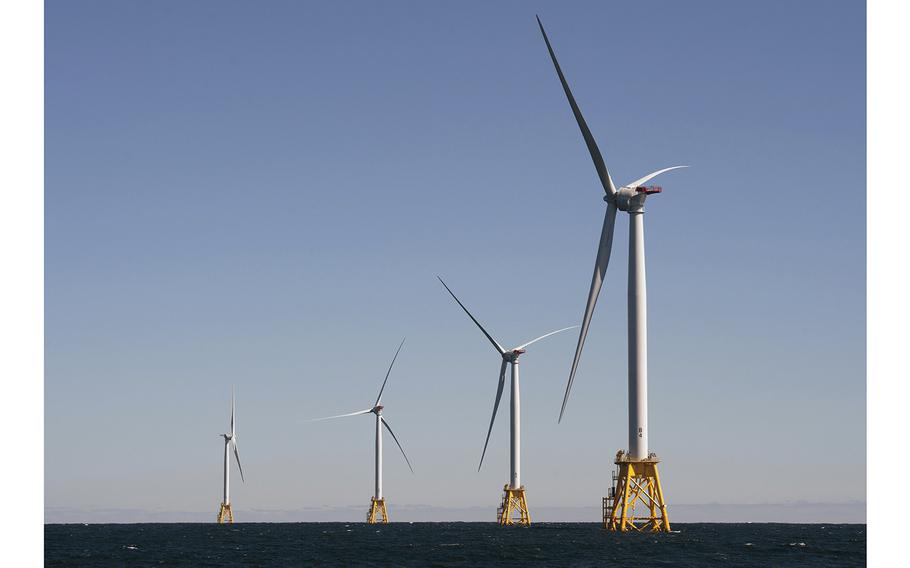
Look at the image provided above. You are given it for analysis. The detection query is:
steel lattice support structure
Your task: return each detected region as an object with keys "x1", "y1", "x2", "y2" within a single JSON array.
[
  {"x1": 217, "y1": 502, "x2": 233, "y2": 524},
  {"x1": 602, "y1": 452, "x2": 670, "y2": 532},
  {"x1": 497, "y1": 486, "x2": 530, "y2": 526},
  {"x1": 367, "y1": 497, "x2": 389, "y2": 524}
]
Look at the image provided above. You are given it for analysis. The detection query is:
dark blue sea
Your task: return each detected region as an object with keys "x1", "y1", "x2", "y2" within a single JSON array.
[{"x1": 45, "y1": 522, "x2": 865, "y2": 566}]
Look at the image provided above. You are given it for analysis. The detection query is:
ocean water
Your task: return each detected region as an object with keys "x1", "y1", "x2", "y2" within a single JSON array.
[{"x1": 45, "y1": 522, "x2": 865, "y2": 566}]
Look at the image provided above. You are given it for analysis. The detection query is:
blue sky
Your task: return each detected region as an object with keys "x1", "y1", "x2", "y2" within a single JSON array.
[{"x1": 45, "y1": 0, "x2": 864, "y2": 521}]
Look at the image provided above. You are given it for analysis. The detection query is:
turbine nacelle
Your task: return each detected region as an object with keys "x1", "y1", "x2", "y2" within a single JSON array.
[
  {"x1": 503, "y1": 348, "x2": 526, "y2": 362},
  {"x1": 614, "y1": 185, "x2": 662, "y2": 213},
  {"x1": 372, "y1": 405, "x2": 384, "y2": 415}
]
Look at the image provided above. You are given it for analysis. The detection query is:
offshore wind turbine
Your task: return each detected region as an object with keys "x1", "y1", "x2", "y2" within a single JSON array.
[
  {"x1": 438, "y1": 276, "x2": 576, "y2": 525},
  {"x1": 217, "y1": 389, "x2": 245, "y2": 524},
  {"x1": 537, "y1": 16, "x2": 686, "y2": 532},
  {"x1": 312, "y1": 339, "x2": 414, "y2": 524}
]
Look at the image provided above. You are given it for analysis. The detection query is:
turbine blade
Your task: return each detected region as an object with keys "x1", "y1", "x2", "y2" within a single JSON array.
[
  {"x1": 537, "y1": 15, "x2": 616, "y2": 196},
  {"x1": 380, "y1": 416, "x2": 414, "y2": 473},
  {"x1": 478, "y1": 359, "x2": 508, "y2": 471},
  {"x1": 230, "y1": 387, "x2": 235, "y2": 438},
  {"x1": 625, "y1": 165, "x2": 688, "y2": 189},
  {"x1": 375, "y1": 338, "x2": 406, "y2": 406},
  {"x1": 437, "y1": 276, "x2": 505, "y2": 355},
  {"x1": 514, "y1": 325, "x2": 579, "y2": 351},
  {"x1": 309, "y1": 408, "x2": 374, "y2": 422},
  {"x1": 560, "y1": 202, "x2": 618, "y2": 423},
  {"x1": 232, "y1": 439, "x2": 245, "y2": 482}
]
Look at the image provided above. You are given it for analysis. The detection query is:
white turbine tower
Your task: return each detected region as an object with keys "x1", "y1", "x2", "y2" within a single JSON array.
[
  {"x1": 537, "y1": 16, "x2": 686, "y2": 532},
  {"x1": 217, "y1": 389, "x2": 245, "y2": 524},
  {"x1": 312, "y1": 339, "x2": 414, "y2": 524},
  {"x1": 438, "y1": 276, "x2": 576, "y2": 525}
]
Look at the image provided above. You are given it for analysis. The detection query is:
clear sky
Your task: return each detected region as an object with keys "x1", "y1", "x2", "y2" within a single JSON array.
[{"x1": 45, "y1": 0, "x2": 865, "y2": 522}]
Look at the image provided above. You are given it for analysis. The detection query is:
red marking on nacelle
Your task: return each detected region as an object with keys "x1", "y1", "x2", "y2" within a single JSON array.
[{"x1": 635, "y1": 186, "x2": 662, "y2": 195}]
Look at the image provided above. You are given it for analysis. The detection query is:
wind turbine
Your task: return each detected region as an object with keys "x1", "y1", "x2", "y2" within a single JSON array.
[
  {"x1": 217, "y1": 388, "x2": 245, "y2": 524},
  {"x1": 438, "y1": 276, "x2": 576, "y2": 525},
  {"x1": 537, "y1": 16, "x2": 686, "y2": 532},
  {"x1": 312, "y1": 339, "x2": 414, "y2": 524}
]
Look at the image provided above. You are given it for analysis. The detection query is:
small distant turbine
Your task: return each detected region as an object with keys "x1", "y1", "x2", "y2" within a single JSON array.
[
  {"x1": 217, "y1": 388, "x2": 245, "y2": 524},
  {"x1": 438, "y1": 276, "x2": 576, "y2": 525},
  {"x1": 537, "y1": 16, "x2": 686, "y2": 532},
  {"x1": 312, "y1": 339, "x2": 414, "y2": 524}
]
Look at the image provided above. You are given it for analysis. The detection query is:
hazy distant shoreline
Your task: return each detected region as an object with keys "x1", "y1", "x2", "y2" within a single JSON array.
[{"x1": 46, "y1": 501, "x2": 865, "y2": 524}]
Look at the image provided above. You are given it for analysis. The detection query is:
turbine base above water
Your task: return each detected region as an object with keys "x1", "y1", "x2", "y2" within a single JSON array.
[
  {"x1": 497, "y1": 485, "x2": 531, "y2": 526},
  {"x1": 367, "y1": 497, "x2": 389, "y2": 524},
  {"x1": 602, "y1": 451, "x2": 670, "y2": 532},
  {"x1": 216, "y1": 502, "x2": 233, "y2": 524}
]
